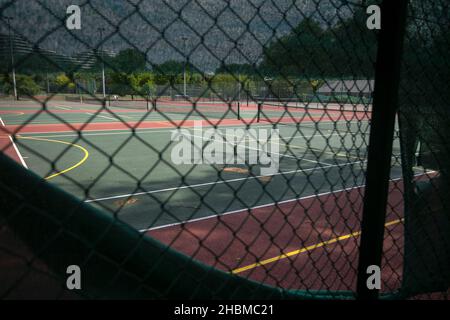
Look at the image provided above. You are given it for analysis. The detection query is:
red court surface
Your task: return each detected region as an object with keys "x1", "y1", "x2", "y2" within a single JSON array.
[{"x1": 148, "y1": 180, "x2": 406, "y2": 292}]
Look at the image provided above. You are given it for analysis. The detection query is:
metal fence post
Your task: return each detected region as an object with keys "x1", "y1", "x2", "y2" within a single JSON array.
[
  {"x1": 257, "y1": 102, "x2": 261, "y2": 122},
  {"x1": 237, "y1": 101, "x2": 241, "y2": 120},
  {"x1": 356, "y1": 0, "x2": 408, "y2": 300}
]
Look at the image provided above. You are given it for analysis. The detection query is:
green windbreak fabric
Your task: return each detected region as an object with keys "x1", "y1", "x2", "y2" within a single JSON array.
[
  {"x1": 0, "y1": 153, "x2": 354, "y2": 300},
  {"x1": 398, "y1": 2, "x2": 450, "y2": 296}
]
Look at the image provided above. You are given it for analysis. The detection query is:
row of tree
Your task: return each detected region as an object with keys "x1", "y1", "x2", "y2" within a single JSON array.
[
  {"x1": 0, "y1": 69, "x2": 323, "y2": 99},
  {"x1": 8, "y1": 3, "x2": 445, "y2": 98},
  {"x1": 0, "y1": 4, "x2": 380, "y2": 97}
]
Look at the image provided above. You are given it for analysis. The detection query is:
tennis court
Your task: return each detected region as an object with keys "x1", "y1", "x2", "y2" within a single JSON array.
[{"x1": 0, "y1": 97, "x2": 424, "y2": 293}]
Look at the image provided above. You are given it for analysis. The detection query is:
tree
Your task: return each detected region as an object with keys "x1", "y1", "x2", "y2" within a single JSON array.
[
  {"x1": 108, "y1": 72, "x2": 131, "y2": 96},
  {"x1": 156, "y1": 60, "x2": 194, "y2": 75},
  {"x1": 209, "y1": 73, "x2": 241, "y2": 100},
  {"x1": 261, "y1": 18, "x2": 327, "y2": 77},
  {"x1": 129, "y1": 72, "x2": 155, "y2": 97},
  {"x1": 55, "y1": 73, "x2": 75, "y2": 90},
  {"x1": 1, "y1": 74, "x2": 42, "y2": 97},
  {"x1": 326, "y1": 7, "x2": 377, "y2": 77},
  {"x1": 111, "y1": 48, "x2": 146, "y2": 73},
  {"x1": 260, "y1": 10, "x2": 378, "y2": 78},
  {"x1": 108, "y1": 71, "x2": 156, "y2": 98},
  {"x1": 215, "y1": 63, "x2": 256, "y2": 76}
]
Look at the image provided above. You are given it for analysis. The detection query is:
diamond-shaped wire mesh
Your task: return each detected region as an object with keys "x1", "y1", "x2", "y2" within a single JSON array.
[
  {"x1": 0, "y1": 0, "x2": 448, "y2": 300},
  {"x1": 386, "y1": 0, "x2": 450, "y2": 300}
]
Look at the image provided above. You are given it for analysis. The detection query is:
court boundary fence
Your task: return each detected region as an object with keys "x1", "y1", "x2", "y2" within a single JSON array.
[{"x1": 0, "y1": 0, "x2": 449, "y2": 300}]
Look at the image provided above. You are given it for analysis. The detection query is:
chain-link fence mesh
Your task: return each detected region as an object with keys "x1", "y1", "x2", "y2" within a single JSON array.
[{"x1": 0, "y1": 0, "x2": 448, "y2": 299}]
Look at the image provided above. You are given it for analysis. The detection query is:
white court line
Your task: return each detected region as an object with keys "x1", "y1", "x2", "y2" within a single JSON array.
[
  {"x1": 16, "y1": 124, "x2": 275, "y2": 138},
  {"x1": 86, "y1": 159, "x2": 366, "y2": 204},
  {"x1": 55, "y1": 106, "x2": 72, "y2": 110},
  {"x1": 140, "y1": 183, "x2": 368, "y2": 232},
  {"x1": 0, "y1": 117, "x2": 28, "y2": 168},
  {"x1": 83, "y1": 109, "x2": 136, "y2": 120},
  {"x1": 4, "y1": 114, "x2": 166, "y2": 125},
  {"x1": 139, "y1": 171, "x2": 432, "y2": 232},
  {"x1": 50, "y1": 102, "x2": 134, "y2": 120},
  {"x1": 13, "y1": 118, "x2": 369, "y2": 136},
  {"x1": 15, "y1": 124, "x2": 336, "y2": 140},
  {"x1": 85, "y1": 112, "x2": 119, "y2": 122},
  {"x1": 4, "y1": 119, "x2": 126, "y2": 125},
  {"x1": 182, "y1": 131, "x2": 331, "y2": 166}
]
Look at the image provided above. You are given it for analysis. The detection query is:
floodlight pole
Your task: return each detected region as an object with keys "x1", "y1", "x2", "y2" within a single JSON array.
[
  {"x1": 46, "y1": 72, "x2": 50, "y2": 95},
  {"x1": 98, "y1": 27, "x2": 106, "y2": 100},
  {"x1": 228, "y1": 41, "x2": 244, "y2": 119},
  {"x1": 237, "y1": 42, "x2": 244, "y2": 105},
  {"x1": 182, "y1": 36, "x2": 188, "y2": 97},
  {"x1": 5, "y1": 16, "x2": 17, "y2": 100}
]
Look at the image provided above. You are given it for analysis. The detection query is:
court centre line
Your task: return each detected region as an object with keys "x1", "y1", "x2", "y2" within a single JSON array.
[
  {"x1": 215, "y1": 130, "x2": 364, "y2": 162},
  {"x1": 182, "y1": 131, "x2": 331, "y2": 166},
  {"x1": 0, "y1": 117, "x2": 28, "y2": 168},
  {"x1": 49, "y1": 102, "x2": 136, "y2": 120},
  {"x1": 285, "y1": 143, "x2": 362, "y2": 161},
  {"x1": 55, "y1": 106, "x2": 72, "y2": 110},
  {"x1": 82, "y1": 108, "x2": 137, "y2": 120},
  {"x1": 85, "y1": 112, "x2": 120, "y2": 122},
  {"x1": 52, "y1": 103, "x2": 73, "y2": 109},
  {"x1": 87, "y1": 159, "x2": 366, "y2": 204}
]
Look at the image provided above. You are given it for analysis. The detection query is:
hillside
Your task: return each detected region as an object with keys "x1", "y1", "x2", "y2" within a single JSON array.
[{"x1": 0, "y1": 0, "x2": 354, "y2": 71}]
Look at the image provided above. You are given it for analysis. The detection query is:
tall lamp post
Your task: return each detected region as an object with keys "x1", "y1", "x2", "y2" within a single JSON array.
[
  {"x1": 98, "y1": 27, "x2": 106, "y2": 100},
  {"x1": 237, "y1": 42, "x2": 244, "y2": 106},
  {"x1": 181, "y1": 36, "x2": 188, "y2": 98},
  {"x1": 5, "y1": 16, "x2": 17, "y2": 100},
  {"x1": 227, "y1": 40, "x2": 245, "y2": 119}
]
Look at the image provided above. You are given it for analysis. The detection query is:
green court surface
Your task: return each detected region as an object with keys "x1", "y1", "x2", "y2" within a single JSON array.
[
  {"x1": 12, "y1": 117, "x2": 401, "y2": 231},
  {"x1": 1, "y1": 100, "x2": 408, "y2": 233}
]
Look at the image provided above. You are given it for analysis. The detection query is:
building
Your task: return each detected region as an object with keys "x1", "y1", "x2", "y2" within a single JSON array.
[
  {"x1": 0, "y1": 33, "x2": 115, "y2": 73},
  {"x1": 73, "y1": 49, "x2": 116, "y2": 70}
]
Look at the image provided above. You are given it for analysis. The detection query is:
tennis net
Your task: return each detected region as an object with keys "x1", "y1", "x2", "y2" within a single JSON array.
[{"x1": 106, "y1": 97, "x2": 243, "y2": 120}]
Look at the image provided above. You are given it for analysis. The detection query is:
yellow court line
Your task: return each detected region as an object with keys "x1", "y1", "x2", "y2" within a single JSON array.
[
  {"x1": 231, "y1": 218, "x2": 404, "y2": 275},
  {"x1": 17, "y1": 135, "x2": 89, "y2": 180}
]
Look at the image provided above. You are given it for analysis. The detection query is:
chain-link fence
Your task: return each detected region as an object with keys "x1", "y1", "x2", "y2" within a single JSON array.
[{"x1": 0, "y1": 0, "x2": 448, "y2": 300}]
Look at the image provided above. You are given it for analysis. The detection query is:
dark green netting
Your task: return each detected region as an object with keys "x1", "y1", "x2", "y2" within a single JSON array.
[
  {"x1": 397, "y1": 2, "x2": 450, "y2": 296},
  {"x1": 0, "y1": 153, "x2": 355, "y2": 299},
  {"x1": 1, "y1": 0, "x2": 449, "y2": 300},
  {"x1": 398, "y1": 108, "x2": 450, "y2": 297}
]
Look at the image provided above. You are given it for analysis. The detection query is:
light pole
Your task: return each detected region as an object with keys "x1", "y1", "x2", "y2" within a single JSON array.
[
  {"x1": 181, "y1": 36, "x2": 188, "y2": 98},
  {"x1": 46, "y1": 49, "x2": 56, "y2": 96},
  {"x1": 98, "y1": 27, "x2": 106, "y2": 100},
  {"x1": 5, "y1": 16, "x2": 17, "y2": 100},
  {"x1": 226, "y1": 41, "x2": 245, "y2": 102},
  {"x1": 229, "y1": 41, "x2": 245, "y2": 119}
]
